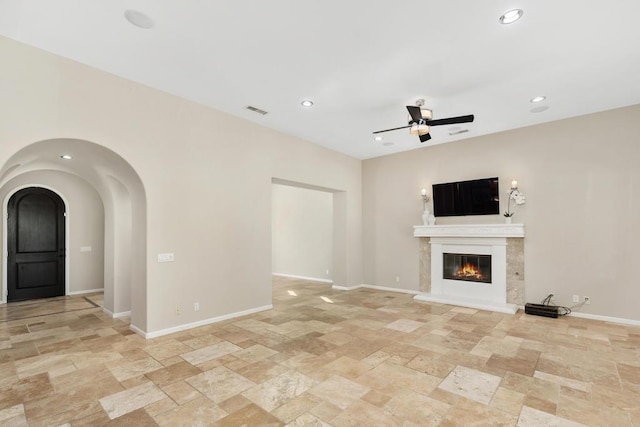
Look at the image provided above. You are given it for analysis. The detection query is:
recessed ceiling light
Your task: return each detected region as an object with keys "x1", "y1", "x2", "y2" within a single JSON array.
[
  {"x1": 60, "y1": 155, "x2": 72, "y2": 160},
  {"x1": 374, "y1": 136, "x2": 383, "y2": 141},
  {"x1": 124, "y1": 10, "x2": 155, "y2": 29},
  {"x1": 499, "y1": 9, "x2": 523, "y2": 24},
  {"x1": 530, "y1": 106, "x2": 549, "y2": 113},
  {"x1": 530, "y1": 96, "x2": 546, "y2": 103},
  {"x1": 300, "y1": 100, "x2": 314, "y2": 108}
]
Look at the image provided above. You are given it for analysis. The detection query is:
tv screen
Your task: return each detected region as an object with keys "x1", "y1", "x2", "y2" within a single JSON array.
[{"x1": 432, "y1": 177, "x2": 499, "y2": 217}]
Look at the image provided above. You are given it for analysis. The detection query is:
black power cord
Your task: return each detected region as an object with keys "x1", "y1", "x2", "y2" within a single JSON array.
[{"x1": 542, "y1": 293, "x2": 571, "y2": 316}]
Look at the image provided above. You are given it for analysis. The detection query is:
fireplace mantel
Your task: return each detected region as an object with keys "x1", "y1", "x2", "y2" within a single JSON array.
[{"x1": 414, "y1": 223, "x2": 525, "y2": 238}]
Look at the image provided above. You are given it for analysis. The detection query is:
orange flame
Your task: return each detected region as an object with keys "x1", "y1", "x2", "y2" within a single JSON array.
[{"x1": 456, "y1": 263, "x2": 483, "y2": 279}]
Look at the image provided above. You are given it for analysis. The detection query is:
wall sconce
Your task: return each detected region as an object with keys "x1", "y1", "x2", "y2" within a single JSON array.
[
  {"x1": 504, "y1": 179, "x2": 526, "y2": 222},
  {"x1": 421, "y1": 188, "x2": 429, "y2": 212},
  {"x1": 420, "y1": 188, "x2": 435, "y2": 226}
]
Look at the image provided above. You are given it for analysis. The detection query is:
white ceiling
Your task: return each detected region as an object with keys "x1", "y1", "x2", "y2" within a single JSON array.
[{"x1": 1, "y1": 1, "x2": 640, "y2": 159}]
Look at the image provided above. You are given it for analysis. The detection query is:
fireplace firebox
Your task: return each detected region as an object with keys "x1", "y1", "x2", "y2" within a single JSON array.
[{"x1": 443, "y1": 253, "x2": 492, "y2": 284}]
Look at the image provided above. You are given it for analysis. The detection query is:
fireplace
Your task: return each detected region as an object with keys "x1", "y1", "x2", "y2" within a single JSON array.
[
  {"x1": 413, "y1": 223, "x2": 525, "y2": 314},
  {"x1": 443, "y1": 253, "x2": 491, "y2": 284}
]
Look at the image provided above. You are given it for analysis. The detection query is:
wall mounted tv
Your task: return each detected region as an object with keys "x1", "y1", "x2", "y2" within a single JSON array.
[{"x1": 432, "y1": 177, "x2": 499, "y2": 217}]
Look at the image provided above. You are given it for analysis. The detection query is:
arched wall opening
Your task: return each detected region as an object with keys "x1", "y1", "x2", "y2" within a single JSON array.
[{"x1": 0, "y1": 138, "x2": 147, "y2": 331}]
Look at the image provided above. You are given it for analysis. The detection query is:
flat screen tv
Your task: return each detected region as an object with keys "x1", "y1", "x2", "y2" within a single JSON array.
[{"x1": 432, "y1": 177, "x2": 499, "y2": 217}]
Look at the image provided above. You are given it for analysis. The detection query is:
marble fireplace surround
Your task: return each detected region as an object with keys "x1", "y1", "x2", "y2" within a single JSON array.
[{"x1": 413, "y1": 224, "x2": 525, "y2": 314}]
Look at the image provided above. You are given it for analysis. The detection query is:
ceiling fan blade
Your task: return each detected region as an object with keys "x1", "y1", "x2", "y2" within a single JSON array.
[
  {"x1": 427, "y1": 114, "x2": 474, "y2": 127},
  {"x1": 419, "y1": 133, "x2": 431, "y2": 143},
  {"x1": 406, "y1": 106, "x2": 423, "y2": 122},
  {"x1": 373, "y1": 124, "x2": 412, "y2": 134}
]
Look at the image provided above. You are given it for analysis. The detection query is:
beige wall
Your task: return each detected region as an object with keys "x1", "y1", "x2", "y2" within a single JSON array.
[
  {"x1": 0, "y1": 170, "x2": 105, "y2": 296},
  {"x1": 4, "y1": 33, "x2": 637, "y2": 328},
  {"x1": 272, "y1": 183, "x2": 333, "y2": 281},
  {"x1": 363, "y1": 104, "x2": 640, "y2": 321},
  {"x1": 0, "y1": 36, "x2": 361, "y2": 334}
]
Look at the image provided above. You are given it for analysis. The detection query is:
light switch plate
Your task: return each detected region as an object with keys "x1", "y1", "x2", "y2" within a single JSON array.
[{"x1": 157, "y1": 253, "x2": 175, "y2": 262}]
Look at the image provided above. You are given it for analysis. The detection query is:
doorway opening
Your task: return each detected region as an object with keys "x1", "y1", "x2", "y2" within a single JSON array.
[{"x1": 271, "y1": 182, "x2": 333, "y2": 284}]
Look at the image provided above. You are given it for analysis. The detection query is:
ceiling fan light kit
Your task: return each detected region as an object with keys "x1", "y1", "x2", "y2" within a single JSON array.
[
  {"x1": 373, "y1": 100, "x2": 474, "y2": 144},
  {"x1": 410, "y1": 123, "x2": 430, "y2": 136}
]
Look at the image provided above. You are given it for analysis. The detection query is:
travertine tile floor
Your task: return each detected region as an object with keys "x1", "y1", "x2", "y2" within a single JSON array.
[{"x1": 1, "y1": 277, "x2": 639, "y2": 426}]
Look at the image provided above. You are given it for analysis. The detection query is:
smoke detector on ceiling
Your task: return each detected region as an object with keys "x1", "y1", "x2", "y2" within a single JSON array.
[{"x1": 124, "y1": 10, "x2": 155, "y2": 29}]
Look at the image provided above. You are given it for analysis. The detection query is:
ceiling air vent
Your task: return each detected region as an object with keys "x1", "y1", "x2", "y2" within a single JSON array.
[
  {"x1": 245, "y1": 105, "x2": 268, "y2": 116},
  {"x1": 449, "y1": 129, "x2": 469, "y2": 136}
]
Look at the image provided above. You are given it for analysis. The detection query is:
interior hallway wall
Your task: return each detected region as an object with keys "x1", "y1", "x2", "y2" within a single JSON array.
[{"x1": 272, "y1": 183, "x2": 333, "y2": 281}]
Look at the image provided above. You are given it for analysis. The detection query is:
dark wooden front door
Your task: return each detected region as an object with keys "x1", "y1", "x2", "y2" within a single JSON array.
[{"x1": 7, "y1": 188, "x2": 66, "y2": 302}]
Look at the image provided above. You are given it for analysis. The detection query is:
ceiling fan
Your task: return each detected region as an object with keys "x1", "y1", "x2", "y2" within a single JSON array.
[{"x1": 373, "y1": 99, "x2": 474, "y2": 143}]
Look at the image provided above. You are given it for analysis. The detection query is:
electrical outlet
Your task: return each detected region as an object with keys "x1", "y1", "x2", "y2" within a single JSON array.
[
  {"x1": 175, "y1": 305, "x2": 180, "y2": 315},
  {"x1": 326, "y1": 269, "x2": 329, "y2": 275},
  {"x1": 572, "y1": 295, "x2": 579, "y2": 303},
  {"x1": 194, "y1": 302, "x2": 200, "y2": 311},
  {"x1": 584, "y1": 296, "x2": 590, "y2": 305},
  {"x1": 395, "y1": 276, "x2": 400, "y2": 283}
]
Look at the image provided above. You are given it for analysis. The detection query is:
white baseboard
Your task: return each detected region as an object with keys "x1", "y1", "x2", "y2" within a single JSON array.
[
  {"x1": 129, "y1": 324, "x2": 146, "y2": 337},
  {"x1": 131, "y1": 304, "x2": 274, "y2": 339},
  {"x1": 518, "y1": 305, "x2": 640, "y2": 326},
  {"x1": 331, "y1": 283, "x2": 420, "y2": 295},
  {"x1": 361, "y1": 284, "x2": 421, "y2": 295},
  {"x1": 103, "y1": 307, "x2": 131, "y2": 319},
  {"x1": 332, "y1": 284, "x2": 362, "y2": 291},
  {"x1": 568, "y1": 311, "x2": 640, "y2": 326},
  {"x1": 68, "y1": 288, "x2": 104, "y2": 296},
  {"x1": 414, "y1": 293, "x2": 518, "y2": 315},
  {"x1": 272, "y1": 273, "x2": 333, "y2": 284}
]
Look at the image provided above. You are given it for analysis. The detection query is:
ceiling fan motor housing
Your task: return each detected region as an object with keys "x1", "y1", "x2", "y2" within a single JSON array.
[{"x1": 407, "y1": 109, "x2": 433, "y2": 124}]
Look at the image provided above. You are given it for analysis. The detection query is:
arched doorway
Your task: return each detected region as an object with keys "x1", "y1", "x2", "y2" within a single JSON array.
[
  {"x1": 7, "y1": 187, "x2": 66, "y2": 301},
  {"x1": 0, "y1": 138, "x2": 148, "y2": 333}
]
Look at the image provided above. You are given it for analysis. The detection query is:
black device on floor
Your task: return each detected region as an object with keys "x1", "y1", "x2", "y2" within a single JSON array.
[{"x1": 524, "y1": 303, "x2": 559, "y2": 318}]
